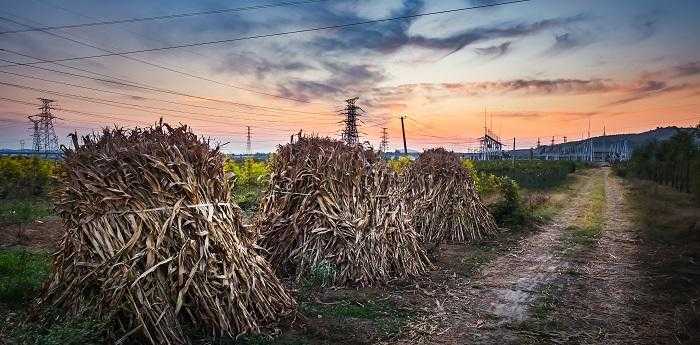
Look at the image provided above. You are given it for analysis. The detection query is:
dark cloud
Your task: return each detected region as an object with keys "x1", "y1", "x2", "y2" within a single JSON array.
[
  {"x1": 462, "y1": 78, "x2": 617, "y2": 95},
  {"x1": 606, "y1": 83, "x2": 695, "y2": 107},
  {"x1": 545, "y1": 31, "x2": 593, "y2": 54},
  {"x1": 474, "y1": 42, "x2": 511, "y2": 58},
  {"x1": 214, "y1": 52, "x2": 312, "y2": 79},
  {"x1": 494, "y1": 111, "x2": 598, "y2": 119},
  {"x1": 366, "y1": 78, "x2": 620, "y2": 108},
  {"x1": 633, "y1": 80, "x2": 666, "y2": 92},
  {"x1": 306, "y1": 1, "x2": 587, "y2": 57},
  {"x1": 631, "y1": 11, "x2": 661, "y2": 41},
  {"x1": 276, "y1": 62, "x2": 386, "y2": 101},
  {"x1": 675, "y1": 61, "x2": 700, "y2": 78}
]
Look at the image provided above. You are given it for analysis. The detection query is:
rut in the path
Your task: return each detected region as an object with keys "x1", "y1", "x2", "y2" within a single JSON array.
[
  {"x1": 540, "y1": 172, "x2": 663, "y2": 345},
  {"x1": 393, "y1": 170, "x2": 602, "y2": 345}
]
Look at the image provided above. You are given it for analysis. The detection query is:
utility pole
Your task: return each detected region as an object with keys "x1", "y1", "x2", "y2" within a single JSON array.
[
  {"x1": 19, "y1": 139, "x2": 25, "y2": 151},
  {"x1": 28, "y1": 98, "x2": 59, "y2": 154},
  {"x1": 341, "y1": 97, "x2": 361, "y2": 145},
  {"x1": 400, "y1": 116, "x2": 408, "y2": 155},
  {"x1": 379, "y1": 127, "x2": 389, "y2": 154},
  {"x1": 245, "y1": 126, "x2": 252, "y2": 155},
  {"x1": 512, "y1": 137, "x2": 516, "y2": 168}
]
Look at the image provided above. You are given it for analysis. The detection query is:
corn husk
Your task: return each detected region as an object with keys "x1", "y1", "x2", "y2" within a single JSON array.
[
  {"x1": 255, "y1": 137, "x2": 430, "y2": 287},
  {"x1": 41, "y1": 122, "x2": 294, "y2": 345},
  {"x1": 404, "y1": 148, "x2": 497, "y2": 252}
]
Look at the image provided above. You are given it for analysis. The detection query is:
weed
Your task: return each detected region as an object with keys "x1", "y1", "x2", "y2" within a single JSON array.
[
  {"x1": 11, "y1": 311, "x2": 107, "y2": 345},
  {"x1": 0, "y1": 248, "x2": 50, "y2": 304},
  {"x1": 563, "y1": 173, "x2": 606, "y2": 251}
]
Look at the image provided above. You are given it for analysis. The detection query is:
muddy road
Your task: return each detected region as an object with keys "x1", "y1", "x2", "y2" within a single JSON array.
[{"x1": 392, "y1": 168, "x2": 678, "y2": 345}]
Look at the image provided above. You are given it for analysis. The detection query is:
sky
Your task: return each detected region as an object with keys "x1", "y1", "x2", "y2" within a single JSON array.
[{"x1": 0, "y1": 0, "x2": 699, "y2": 153}]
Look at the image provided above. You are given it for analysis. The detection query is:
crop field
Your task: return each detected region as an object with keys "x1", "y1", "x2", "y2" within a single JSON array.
[{"x1": 1, "y1": 127, "x2": 698, "y2": 345}]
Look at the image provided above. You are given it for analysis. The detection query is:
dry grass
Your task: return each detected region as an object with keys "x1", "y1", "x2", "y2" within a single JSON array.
[
  {"x1": 40, "y1": 122, "x2": 294, "y2": 344},
  {"x1": 255, "y1": 137, "x2": 431, "y2": 287},
  {"x1": 403, "y1": 149, "x2": 497, "y2": 254}
]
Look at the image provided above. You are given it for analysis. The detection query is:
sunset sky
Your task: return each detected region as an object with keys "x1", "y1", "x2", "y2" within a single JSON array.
[{"x1": 0, "y1": 0, "x2": 699, "y2": 152}]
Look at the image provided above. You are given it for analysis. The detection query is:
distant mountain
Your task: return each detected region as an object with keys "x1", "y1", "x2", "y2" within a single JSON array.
[{"x1": 511, "y1": 126, "x2": 699, "y2": 159}]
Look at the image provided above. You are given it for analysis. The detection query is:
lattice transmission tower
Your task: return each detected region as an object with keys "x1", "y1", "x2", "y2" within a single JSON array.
[
  {"x1": 27, "y1": 98, "x2": 60, "y2": 153},
  {"x1": 340, "y1": 97, "x2": 362, "y2": 145},
  {"x1": 379, "y1": 127, "x2": 389, "y2": 154}
]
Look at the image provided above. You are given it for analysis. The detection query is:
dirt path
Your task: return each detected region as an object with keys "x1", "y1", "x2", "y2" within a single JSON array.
[
  {"x1": 531, "y1": 171, "x2": 666, "y2": 344},
  {"x1": 393, "y1": 168, "x2": 662, "y2": 344},
  {"x1": 392, "y1": 170, "x2": 600, "y2": 344}
]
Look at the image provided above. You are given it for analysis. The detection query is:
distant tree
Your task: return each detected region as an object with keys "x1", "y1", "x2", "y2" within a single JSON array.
[{"x1": 626, "y1": 129, "x2": 700, "y2": 202}]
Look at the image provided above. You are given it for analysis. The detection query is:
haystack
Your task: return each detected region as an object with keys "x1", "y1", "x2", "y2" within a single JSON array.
[
  {"x1": 404, "y1": 148, "x2": 497, "y2": 249},
  {"x1": 41, "y1": 122, "x2": 294, "y2": 344},
  {"x1": 255, "y1": 137, "x2": 430, "y2": 286}
]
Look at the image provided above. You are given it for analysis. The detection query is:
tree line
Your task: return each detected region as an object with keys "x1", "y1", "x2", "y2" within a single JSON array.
[{"x1": 617, "y1": 127, "x2": 700, "y2": 202}]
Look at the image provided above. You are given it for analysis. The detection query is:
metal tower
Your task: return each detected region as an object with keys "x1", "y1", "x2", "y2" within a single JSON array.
[
  {"x1": 245, "y1": 126, "x2": 252, "y2": 155},
  {"x1": 27, "y1": 98, "x2": 59, "y2": 153},
  {"x1": 379, "y1": 127, "x2": 389, "y2": 154},
  {"x1": 340, "y1": 97, "x2": 362, "y2": 145}
]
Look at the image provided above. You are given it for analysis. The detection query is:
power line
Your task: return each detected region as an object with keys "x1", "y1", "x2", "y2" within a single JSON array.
[
  {"x1": 0, "y1": 13, "x2": 318, "y2": 104},
  {"x1": 0, "y1": 0, "x2": 333, "y2": 34},
  {"x1": 0, "y1": 51, "x2": 334, "y2": 115},
  {"x1": 0, "y1": 81, "x2": 310, "y2": 128},
  {"x1": 30, "y1": 0, "x2": 305, "y2": 107},
  {"x1": 0, "y1": 69, "x2": 337, "y2": 122},
  {"x1": 0, "y1": 0, "x2": 532, "y2": 65},
  {"x1": 0, "y1": 96, "x2": 339, "y2": 137}
]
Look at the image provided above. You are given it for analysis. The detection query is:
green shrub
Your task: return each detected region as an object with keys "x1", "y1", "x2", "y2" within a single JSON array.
[
  {"x1": 304, "y1": 260, "x2": 336, "y2": 289},
  {"x1": 388, "y1": 156, "x2": 413, "y2": 173},
  {"x1": 474, "y1": 160, "x2": 581, "y2": 190},
  {"x1": 0, "y1": 249, "x2": 50, "y2": 304},
  {"x1": 224, "y1": 158, "x2": 270, "y2": 212},
  {"x1": 491, "y1": 179, "x2": 525, "y2": 227},
  {"x1": 0, "y1": 157, "x2": 56, "y2": 199}
]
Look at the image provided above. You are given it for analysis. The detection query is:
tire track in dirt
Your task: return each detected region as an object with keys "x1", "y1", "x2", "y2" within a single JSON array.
[
  {"x1": 392, "y1": 170, "x2": 602, "y2": 344},
  {"x1": 526, "y1": 170, "x2": 660, "y2": 344}
]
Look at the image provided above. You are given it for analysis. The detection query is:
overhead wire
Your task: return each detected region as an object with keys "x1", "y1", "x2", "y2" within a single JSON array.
[
  {"x1": 0, "y1": 1, "x2": 532, "y2": 65},
  {"x1": 0, "y1": 0, "x2": 335, "y2": 34},
  {"x1": 0, "y1": 13, "x2": 325, "y2": 104},
  {"x1": 0, "y1": 68, "x2": 339, "y2": 122},
  {"x1": 0, "y1": 50, "x2": 335, "y2": 116},
  {"x1": 0, "y1": 81, "x2": 336, "y2": 129}
]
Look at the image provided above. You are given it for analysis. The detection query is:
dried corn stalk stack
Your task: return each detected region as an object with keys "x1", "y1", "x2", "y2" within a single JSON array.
[
  {"x1": 41, "y1": 122, "x2": 294, "y2": 345},
  {"x1": 255, "y1": 137, "x2": 430, "y2": 286},
  {"x1": 404, "y1": 148, "x2": 497, "y2": 248}
]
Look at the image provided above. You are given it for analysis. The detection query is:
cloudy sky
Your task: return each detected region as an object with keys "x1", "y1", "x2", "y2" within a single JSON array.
[{"x1": 0, "y1": 0, "x2": 699, "y2": 152}]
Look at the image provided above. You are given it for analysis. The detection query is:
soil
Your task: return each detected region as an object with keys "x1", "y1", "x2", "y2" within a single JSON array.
[
  {"x1": 389, "y1": 168, "x2": 698, "y2": 344},
  {"x1": 3, "y1": 168, "x2": 698, "y2": 344},
  {"x1": 0, "y1": 216, "x2": 61, "y2": 250}
]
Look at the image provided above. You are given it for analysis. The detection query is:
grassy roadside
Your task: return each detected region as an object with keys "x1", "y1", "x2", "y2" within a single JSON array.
[{"x1": 624, "y1": 179, "x2": 700, "y2": 342}]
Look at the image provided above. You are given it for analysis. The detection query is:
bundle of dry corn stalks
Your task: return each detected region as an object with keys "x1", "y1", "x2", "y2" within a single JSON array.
[
  {"x1": 404, "y1": 148, "x2": 497, "y2": 250},
  {"x1": 41, "y1": 122, "x2": 294, "y2": 345},
  {"x1": 255, "y1": 137, "x2": 430, "y2": 286}
]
